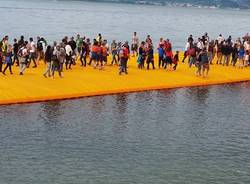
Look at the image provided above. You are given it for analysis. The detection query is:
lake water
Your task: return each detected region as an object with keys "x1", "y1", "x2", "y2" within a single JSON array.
[
  {"x1": 1, "y1": 1, "x2": 250, "y2": 183},
  {"x1": 0, "y1": 0, "x2": 250, "y2": 49},
  {"x1": 1, "y1": 82, "x2": 250, "y2": 183}
]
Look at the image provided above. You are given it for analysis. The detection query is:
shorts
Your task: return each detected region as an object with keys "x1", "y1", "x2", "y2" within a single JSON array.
[
  {"x1": 91, "y1": 52, "x2": 98, "y2": 60},
  {"x1": 202, "y1": 63, "x2": 209, "y2": 70},
  {"x1": 165, "y1": 56, "x2": 172, "y2": 64},
  {"x1": 131, "y1": 44, "x2": 138, "y2": 51}
]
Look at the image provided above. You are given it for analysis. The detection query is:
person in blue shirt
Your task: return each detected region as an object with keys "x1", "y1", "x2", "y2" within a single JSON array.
[
  {"x1": 238, "y1": 44, "x2": 245, "y2": 69},
  {"x1": 137, "y1": 41, "x2": 146, "y2": 69},
  {"x1": 2, "y1": 46, "x2": 13, "y2": 75},
  {"x1": 157, "y1": 44, "x2": 164, "y2": 68}
]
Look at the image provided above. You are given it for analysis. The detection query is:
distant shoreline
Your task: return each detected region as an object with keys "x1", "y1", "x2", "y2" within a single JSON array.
[{"x1": 63, "y1": 0, "x2": 249, "y2": 10}]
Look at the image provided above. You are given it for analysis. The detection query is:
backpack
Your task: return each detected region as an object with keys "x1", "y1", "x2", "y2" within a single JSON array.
[
  {"x1": 122, "y1": 47, "x2": 129, "y2": 58},
  {"x1": 37, "y1": 41, "x2": 43, "y2": 51},
  {"x1": 189, "y1": 48, "x2": 196, "y2": 56},
  {"x1": 18, "y1": 47, "x2": 24, "y2": 57}
]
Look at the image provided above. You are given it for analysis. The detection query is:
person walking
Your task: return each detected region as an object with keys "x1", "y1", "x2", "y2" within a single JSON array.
[
  {"x1": 27, "y1": 37, "x2": 37, "y2": 68},
  {"x1": 43, "y1": 45, "x2": 53, "y2": 77},
  {"x1": 19, "y1": 42, "x2": 29, "y2": 75},
  {"x1": 2, "y1": 46, "x2": 13, "y2": 75},
  {"x1": 119, "y1": 42, "x2": 129, "y2": 75}
]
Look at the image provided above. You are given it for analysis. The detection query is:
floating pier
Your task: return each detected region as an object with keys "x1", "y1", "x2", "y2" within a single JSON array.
[{"x1": 0, "y1": 55, "x2": 250, "y2": 105}]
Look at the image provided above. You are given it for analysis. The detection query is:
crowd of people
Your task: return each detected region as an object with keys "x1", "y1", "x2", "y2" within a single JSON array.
[
  {"x1": 0, "y1": 32, "x2": 250, "y2": 78},
  {"x1": 182, "y1": 33, "x2": 250, "y2": 77}
]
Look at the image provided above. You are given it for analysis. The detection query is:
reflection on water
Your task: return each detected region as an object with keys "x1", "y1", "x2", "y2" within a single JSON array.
[
  {"x1": 0, "y1": 83, "x2": 250, "y2": 184},
  {"x1": 40, "y1": 101, "x2": 63, "y2": 124}
]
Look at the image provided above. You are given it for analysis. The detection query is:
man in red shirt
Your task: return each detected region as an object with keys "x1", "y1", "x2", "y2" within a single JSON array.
[{"x1": 119, "y1": 41, "x2": 129, "y2": 75}]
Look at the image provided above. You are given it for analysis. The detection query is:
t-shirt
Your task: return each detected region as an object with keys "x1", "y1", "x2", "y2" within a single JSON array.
[
  {"x1": 244, "y1": 54, "x2": 249, "y2": 61},
  {"x1": 238, "y1": 49, "x2": 245, "y2": 58},
  {"x1": 76, "y1": 38, "x2": 83, "y2": 48},
  {"x1": 132, "y1": 36, "x2": 139, "y2": 45},
  {"x1": 157, "y1": 47, "x2": 164, "y2": 57},
  {"x1": 65, "y1": 44, "x2": 72, "y2": 56},
  {"x1": 121, "y1": 47, "x2": 129, "y2": 59},
  {"x1": 5, "y1": 53, "x2": 12, "y2": 64},
  {"x1": 185, "y1": 42, "x2": 190, "y2": 51},
  {"x1": 13, "y1": 43, "x2": 19, "y2": 54},
  {"x1": 197, "y1": 41, "x2": 204, "y2": 50},
  {"x1": 30, "y1": 41, "x2": 36, "y2": 53},
  {"x1": 200, "y1": 52, "x2": 209, "y2": 64}
]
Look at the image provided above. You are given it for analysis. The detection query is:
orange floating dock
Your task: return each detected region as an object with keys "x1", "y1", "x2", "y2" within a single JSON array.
[{"x1": 0, "y1": 54, "x2": 250, "y2": 105}]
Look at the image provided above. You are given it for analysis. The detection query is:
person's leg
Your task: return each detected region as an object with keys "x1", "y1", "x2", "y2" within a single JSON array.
[
  {"x1": 142, "y1": 58, "x2": 145, "y2": 68},
  {"x1": 19, "y1": 63, "x2": 22, "y2": 74},
  {"x1": 80, "y1": 53, "x2": 84, "y2": 66},
  {"x1": 111, "y1": 53, "x2": 115, "y2": 65},
  {"x1": 124, "y1": 59, "x2": 128, "y2": 74},
  {"x1": 206, "y1": 65, "x2": 209, "y2": 77},
  {"x1": 58, "y1": 66, "x2": 62, "y2": 77},
  {"x1": 220, "y1": 54, "x2": 223, "y2": 64},
  {"x1": 13, "y1": 54, "x2": 18, "y2": 66},
  {"x1": 163, "y1": 58, "x2": 167, "y2": 69},
  {"x1": 69, "y1": 57, "x2": 72, "y2": 69},
  {"x1": 182, "y1": 51, "x2": 187, "y2": 63},
  {"x1": 0, "y1": 61, "x2": 2, "y2": 72},
  {"x1": 58, "y1": 70, "x2": 62, "y2": 77},
  {"x1": 202, "y1": 64, "x2": 205, "y2": 77},
  {"x1": 188, "y1": 57, "x2": 192, "y2": 68},
  {"x1": 9, "y1": 63, "x2": 12, "y2": 74},
  {"x1": 158, "y1": 56, "x2": 161, "y2": 68},
  {"x1": 83, "y1": 56, "x2": 87, "y2": 66},
  {"x1": 88, "y1": 57, "x2": 92, "y2": 65},
  {"x1": 232, "y1": 56, "x2": 236, "y2": 66},
  {"x1": 65, "y1": 61, "x2": 68, "y2": 70},
  {"x1": 147, "y1": 58, "x2": 150, "y2": 70},
  {"x1": 31, "y1": 53, "x2": 37, "y2": 67},
  {"x1": 20, "y1": 63, "x2": 26, "y2": 74},
  {"x1": 99, "y1": 60, "x2": 103, "y2": 70},
  {"x1": 152, "y1": 59, "x2": 155, "y2": 69},
  {"x1": 173, "y1": 63, "x2": 177, "y2": 70},
  {"x1": 210, "y1": 52, "x2": 213, "y2": 64},
  {"x1": 52, "y1": 66, "x2": 55, "y2": 78},
  {"x1": 119, "y1": 59, "x2": 123, "y2": 74},
  {"x1": 44, "y1": 62, "x2": 49, "y2": 76},
  {"x1": 65, "y1": 56, "x2": 69, "y2": 69},
  {"x1": 27, "y1": 55, "x2": 31, "y2": 68},
  {"x1": 196, "y1": 63, "x2": 201, "y2": 76},
  {"x1": 2, "y1": 64, "x2": 9, "y2": 74},
  {"x1": 226, "y1": 55, "x2": 230, "y2": 66}
]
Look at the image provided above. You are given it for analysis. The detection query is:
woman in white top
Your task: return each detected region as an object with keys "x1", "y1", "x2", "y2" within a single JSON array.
[
  {"x1": 131, "y1": 32, "x2": 139, "y2": 56},
  {"x1": 65, "y1": 43, "x2": 73, "y2": 70}
]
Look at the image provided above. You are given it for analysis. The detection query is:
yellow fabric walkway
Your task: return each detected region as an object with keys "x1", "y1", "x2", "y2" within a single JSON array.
[{"x1": 0, "y1": 54, "x2": 250, "y2": 105}]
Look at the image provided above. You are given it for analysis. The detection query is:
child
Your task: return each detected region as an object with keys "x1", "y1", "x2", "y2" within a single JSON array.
[
  {"x1": 157, "y1": 44, "x2": 164, "y2": 68},
  {"x1": 110, "y1": 40, "x2": 117, "y2": 65},
  {"x1": 238, "y1": 45, "x2": 245, "y2": 69},
  {"x1": 2, "y1": 46, "x2": 13, "y2": 75},
  {"x1": 137, "y1": 41, "x2": 146, "y2": 69},
  {"x1": 173, "y1": 51, "x2": 179, "y2": 70}
]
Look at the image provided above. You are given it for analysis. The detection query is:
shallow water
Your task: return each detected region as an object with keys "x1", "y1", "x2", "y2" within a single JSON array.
[
  {"x1": 1, "y1": 82, "x2": 250, "y2": 183},
  {"x1": 1, "y1": 0, "x2": 250, "y2": 49}
]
